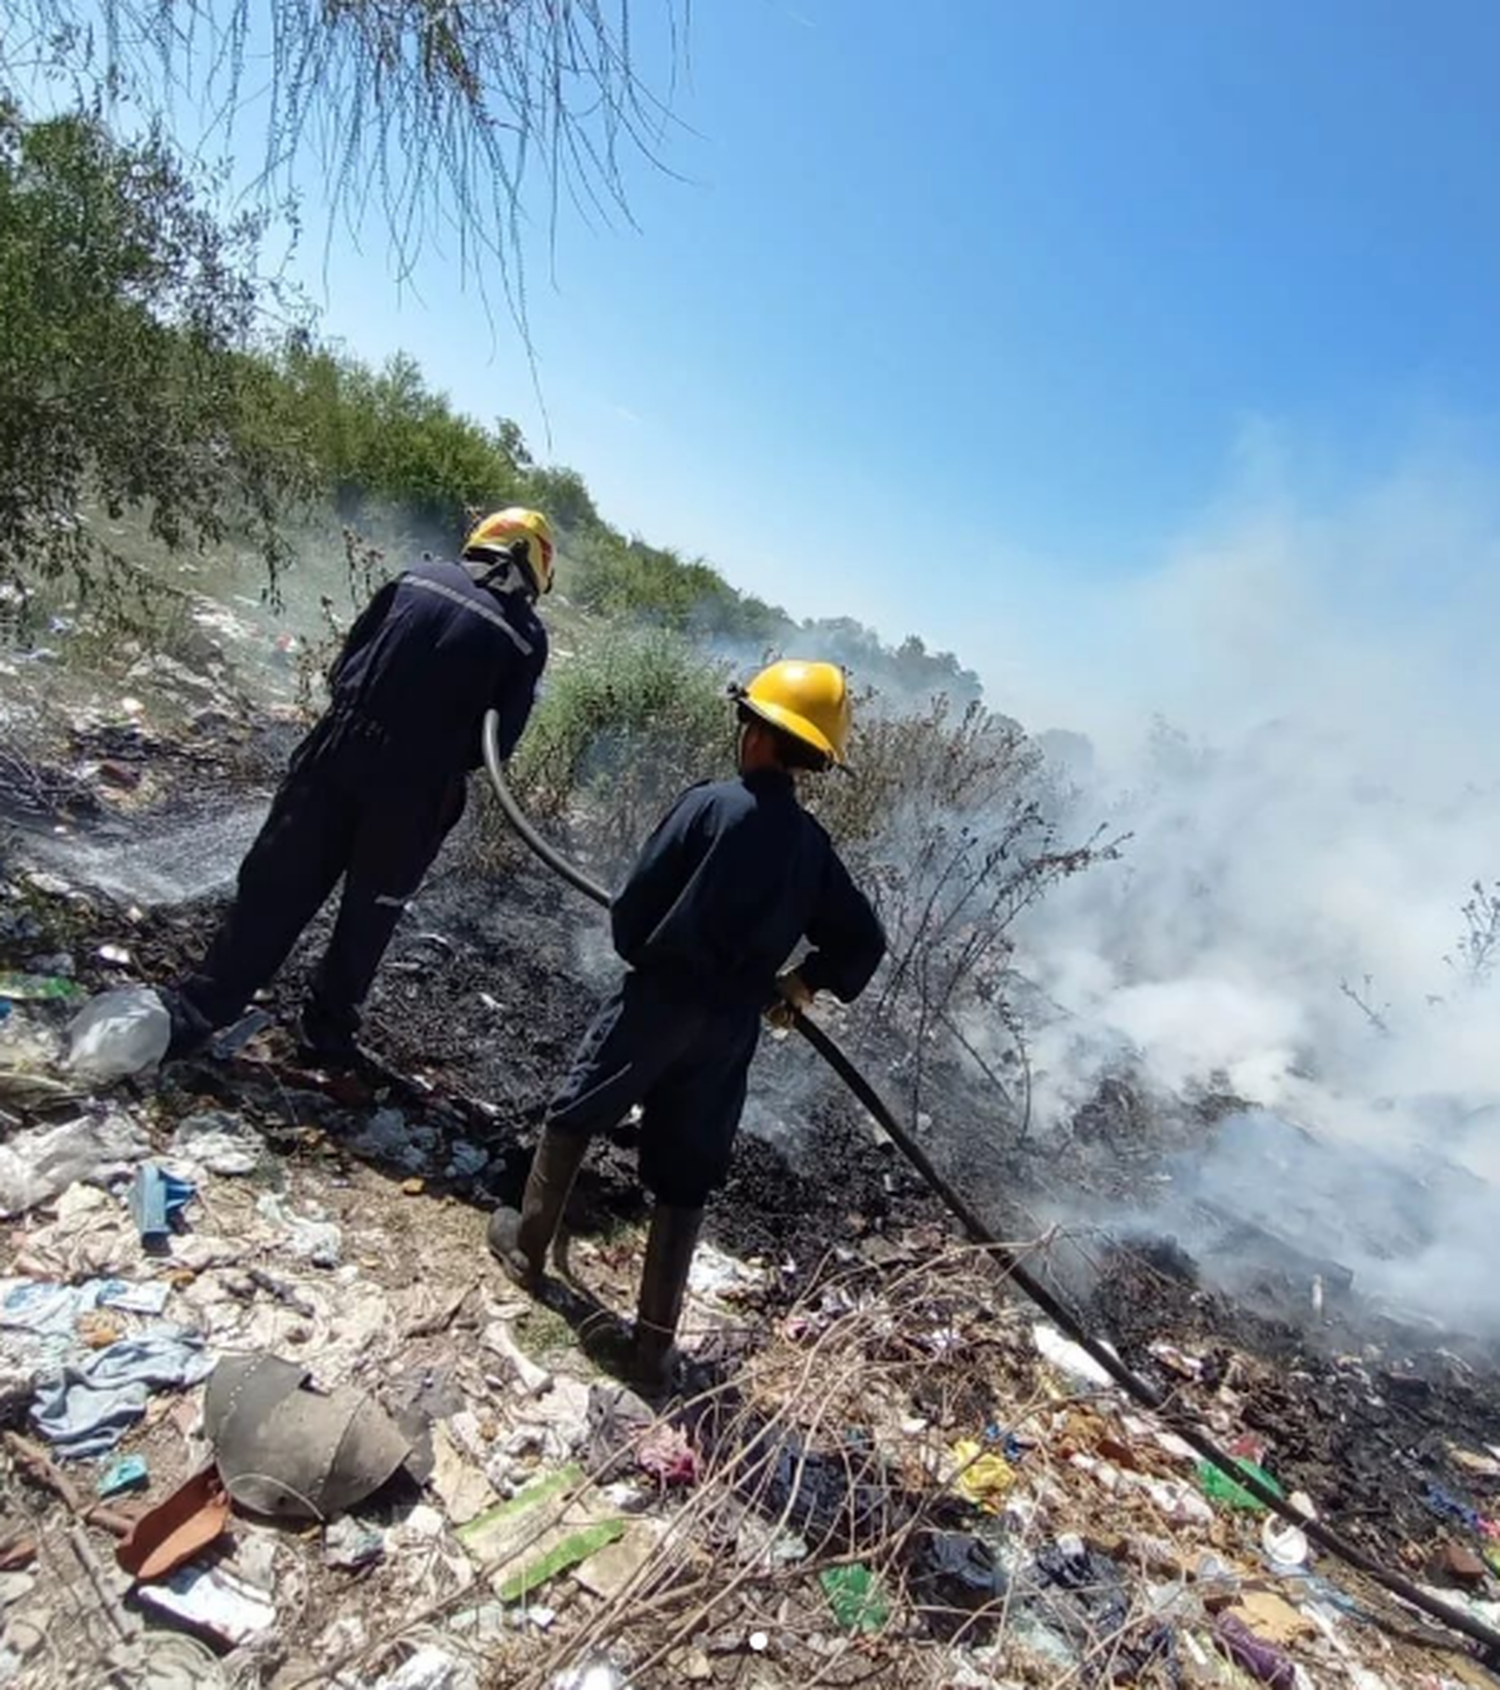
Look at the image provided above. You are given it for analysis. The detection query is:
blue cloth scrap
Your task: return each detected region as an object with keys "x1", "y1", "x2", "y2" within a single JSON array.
[{"x1": 31, "y1": 1330, "x2": 212, "y2": 1459}]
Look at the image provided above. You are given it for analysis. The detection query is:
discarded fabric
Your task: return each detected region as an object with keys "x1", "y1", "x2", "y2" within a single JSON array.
[
  {"x1": 31, "y1": 1329, "x2": 211, "y2": 1458},
  {"x1": 169, "y1": 1112, "x2": 265, "y2": 1176}
]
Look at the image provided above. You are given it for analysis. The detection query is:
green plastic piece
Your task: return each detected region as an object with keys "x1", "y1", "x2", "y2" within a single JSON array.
[
  {"x1": 820, "y1": 1563, "x2": 892, "y2": 1633},
  {"x1": 496, "y1": 1519, "x2": 626, "y2": 1603},
  {"x1": 0, "y1": 973, "x2": 86, "y2": 1003},
  {"x1": 1196, "y1": 1457, "x2": 1284, "y2": 1512},
  {"x1": 458, "y1": 1463, "x2": 583, "y2": 1543}
]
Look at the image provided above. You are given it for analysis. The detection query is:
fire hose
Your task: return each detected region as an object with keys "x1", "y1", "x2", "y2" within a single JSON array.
[{"x1": 481, "y1": 709, "x2": 1500, "y2": 1661}]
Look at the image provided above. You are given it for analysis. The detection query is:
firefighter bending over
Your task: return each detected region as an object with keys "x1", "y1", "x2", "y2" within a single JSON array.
[{"x1": 162, "y1": 509, "x2": 555, "y2": 1065}]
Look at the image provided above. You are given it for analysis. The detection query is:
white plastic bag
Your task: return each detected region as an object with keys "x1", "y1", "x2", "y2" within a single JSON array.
[{"x1": 67, "y1": 986, "x2": 172, "y2": 1082}]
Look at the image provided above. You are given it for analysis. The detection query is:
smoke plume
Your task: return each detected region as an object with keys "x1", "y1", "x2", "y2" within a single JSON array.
[{"x1": 1002, "y1": 432, "x2": 1500, "y2": 1332}]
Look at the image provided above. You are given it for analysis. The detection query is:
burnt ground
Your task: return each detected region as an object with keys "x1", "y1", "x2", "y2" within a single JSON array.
[{"x1": 5, "y1": 713, "x2": 1500, "y2": 1587}]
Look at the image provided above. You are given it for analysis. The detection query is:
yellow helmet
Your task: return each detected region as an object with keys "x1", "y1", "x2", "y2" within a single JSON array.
[
  {"x1": 739, "y1": 659, "x2": 851, "y2": 768},
  {"x1": 463, "y1": 507, "x2": 556, "y2": 594}
]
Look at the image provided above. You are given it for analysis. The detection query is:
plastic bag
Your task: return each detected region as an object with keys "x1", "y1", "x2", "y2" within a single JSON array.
[{"x1": 67, "y1": 987, "x2": 172, "y2": 1081}]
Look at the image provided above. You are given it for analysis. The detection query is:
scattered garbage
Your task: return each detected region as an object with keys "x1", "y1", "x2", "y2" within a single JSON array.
[
  {"x1": 498, "y1": 1519, "x2": 627, "y2": 1603},
  {"x1": 204, "y1": 1353, "x2": 412, "y2": 1520},
  {"x1": 430, "y1": 1419, "x2": 496, "y2": 1524},
  {"x1": 254, "y1": 1192, "x2": 342, "y2": 1266},
  {"x1": 0, "y1": 971, "x2": 86, "y2": 1003},
  {"x1": 549, "y1": 1666, "x2": 623, "y2": 1690},
  {"x1": 129, "y1": 1164, "x2": 198, "y2": 1245},
  {"x1": 637, "y1": 1420, "x2": 699, "y2": 1486},
  {"x1": 1262, "y1": 1514, "x2": 1310, "y2": 1570},
  {"x1": 1197, "y1": 1456, "x2": 1284, "y2": 1512},
  {"x1": 32, "y1": 1330, "x2": 212, "y2": 1457},
  {"x1": 949, "y1": 1438, "x2": 1015, "y2": 1511},
  {"x1": 117, "y1": 1469, "x2": 233, "y2": 1581},
  {"x1": 910, "y1": 1532, "x2": 1006, "y2": 1637},
  {"x1": 138, "y1": 1554, "x2": 278, "y2": 1647},
  {"x1": 821, "y1": 1562, "x2": 891, "y2": 1633},
  {"x1": 97, "y1": 1453, "x2": 150, "y2": 1496},
  {"x1": 1212, "y1": 1610, "x2": 1297, "y2": 1687},
  {"x1": 66, "y1": 984, "x2": 172, "y2": 1079},
  {"x1": 324, "y1": 1515, "x2": 386, "y2": 1569},
  {"x1": 459, "y1": 1464, "x2": 627, "y2": 1602},
  {"x1": 570, "y1": 1519, "x2": 667, "y2": 1600},
  {"x1": 0, "y1": 1110, "x2": 150, "y2": 1216},
  {"x1": 1032, "y1": 1323, "x2": 1114, "y2": 1388},
  {"x1": 371, "y1": 1648, "x2": 481, "y2": 1690},
  {"x1": 169, "y1": 1111, "x2": 266, "y2": 1176}
]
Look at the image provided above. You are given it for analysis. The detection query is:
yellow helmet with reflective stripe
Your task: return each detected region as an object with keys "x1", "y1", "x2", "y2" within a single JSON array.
[
  {"x1": 740, "y1": 659, "x2": 851, "y2": 768},
  {"x1": 463, "y1": 507, "x2": 556, "y2": 594}
]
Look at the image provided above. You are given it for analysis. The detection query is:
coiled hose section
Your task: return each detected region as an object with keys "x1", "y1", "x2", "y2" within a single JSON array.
[{"x1": 482, "y1": 710, "x2": 1500, "y2": 1660}]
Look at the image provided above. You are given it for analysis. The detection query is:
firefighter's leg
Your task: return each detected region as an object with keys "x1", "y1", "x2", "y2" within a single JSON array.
[
  {"x1": 488, "y1": 1124, "x2": 593, "y2": 1289},
  {"x1": 630, "y1": 1202, "x2": 706, "y2": 1390},
  {"x1": 490, "y1": 975, "x2": 692, "y2": 1288},
  {"x1": 169, "y1": 736, "x2": 352, "y2": 1056},
  {"x1": 302, "y1": 777, "x2": 460, "y2": 1058},
  {"x1": 628, "y1": 1007, "x2": 758, "y2": 1390}
]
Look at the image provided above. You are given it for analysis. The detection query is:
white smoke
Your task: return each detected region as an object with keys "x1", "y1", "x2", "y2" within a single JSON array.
[{"x1": 1001, "y1": 432, "x2": 1500, "y2": 1330}]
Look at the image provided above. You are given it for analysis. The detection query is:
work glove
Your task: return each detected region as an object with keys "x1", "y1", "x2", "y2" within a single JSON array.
[{"x1": 765, "y1": 968, "x2": 814, "y2": 1031}]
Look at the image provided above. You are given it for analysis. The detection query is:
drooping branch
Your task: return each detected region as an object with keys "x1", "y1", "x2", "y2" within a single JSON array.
[{"x1": 3, "y1": 0, "x2": 689, "y2": 334}]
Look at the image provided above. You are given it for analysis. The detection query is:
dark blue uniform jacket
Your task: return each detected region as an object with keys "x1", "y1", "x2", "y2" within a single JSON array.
[
  {"x1": 327, "y1": 558, "x2": 548, "y2": 781},
  {"x1": 610, "y1": 769, "x2": 886, "y2": 1010}
]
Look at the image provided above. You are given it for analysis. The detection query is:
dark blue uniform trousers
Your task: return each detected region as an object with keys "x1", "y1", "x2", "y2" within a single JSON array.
[
  {"x1": 547, "y1": 971, "x2": 762, "y2": 1208},
  {"x1": 178, "y1": 714, "x2": 463, "y2": 1039}
]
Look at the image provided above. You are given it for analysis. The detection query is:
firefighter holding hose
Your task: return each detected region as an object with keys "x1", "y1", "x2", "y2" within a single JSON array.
[
  {"x1": 162, "y1": 508, "x2": 555, "y2": 1065},
  {"x1": 489, "y1": 659, "x2": 887, "y2": 1390}
]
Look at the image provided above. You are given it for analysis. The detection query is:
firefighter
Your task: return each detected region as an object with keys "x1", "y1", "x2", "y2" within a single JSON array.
[
  {"x1": 489, "y1": 659, "x2": 887, "y2": 1388},
  {"x1": 163, "y1": 508, "x2": 555, "y2": 1065}
]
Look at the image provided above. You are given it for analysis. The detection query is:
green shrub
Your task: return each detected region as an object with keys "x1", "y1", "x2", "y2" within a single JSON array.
[{"x1": 506, "y1": 631, "x2": 733, "y2": 882}]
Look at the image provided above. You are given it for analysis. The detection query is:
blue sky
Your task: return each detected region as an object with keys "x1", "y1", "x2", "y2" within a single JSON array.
[{"x1": 99, "y1": 1, "x2": 1500, "y2": 727}]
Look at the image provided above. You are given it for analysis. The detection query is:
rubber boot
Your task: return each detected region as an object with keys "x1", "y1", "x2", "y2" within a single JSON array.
[
  {"x1": 487, "y1": 1127, "x2": 589, "y2": 1290},
  {"x1": 630, "y1": 1204, "x2": 705, "y2": 1393}
]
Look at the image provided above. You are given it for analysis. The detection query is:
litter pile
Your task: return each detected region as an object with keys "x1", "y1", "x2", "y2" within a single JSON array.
[{"x1": 2, "y1": 958, "x2": 1500, "y2": 1689}]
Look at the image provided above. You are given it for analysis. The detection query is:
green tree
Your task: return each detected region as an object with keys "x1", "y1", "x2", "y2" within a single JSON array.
[{"x1": 0, "y1": 99, "x2": 311, "y2": 595}]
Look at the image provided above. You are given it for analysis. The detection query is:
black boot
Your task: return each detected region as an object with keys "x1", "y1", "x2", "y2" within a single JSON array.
[
  {"x1": 487, "y1": 1127, "x2": 589, "y2": 1290},
  {"x1": 161, "y1": 987, "x2": 215, "y2": 1064},
  {"x1": 295, "y1": 999, "x2": 362, "y2": 1069},
  {"x1": 630, "y1": 1204, "x2": 704, "y2": 1393}
]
